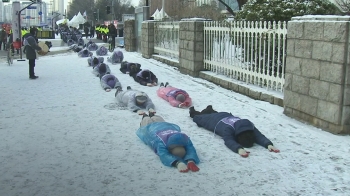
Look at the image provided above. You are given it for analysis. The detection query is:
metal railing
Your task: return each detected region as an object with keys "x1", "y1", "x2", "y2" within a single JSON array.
[{"x1": 204, "y1": 20, "x2": 287, "y2": 92}]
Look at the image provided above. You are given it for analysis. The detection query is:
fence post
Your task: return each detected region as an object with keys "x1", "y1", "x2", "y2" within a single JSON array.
[
  {"x1": 141, "y1": 21, "x2": 154, "y2": 59},
  {"x1": 284, "y1": 15, "x2": 350, "y2": 134},
  {"x1": 178, "y1": 18, "x2": 206, "y2": 77},
  {"x1": 124, "y1": 19, "x2": 136, "y2": 52}
]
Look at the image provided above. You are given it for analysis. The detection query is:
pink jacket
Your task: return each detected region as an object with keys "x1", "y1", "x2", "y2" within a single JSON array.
[{"x1": 157, "y1": 86, "x2": 192, "y2": 108}]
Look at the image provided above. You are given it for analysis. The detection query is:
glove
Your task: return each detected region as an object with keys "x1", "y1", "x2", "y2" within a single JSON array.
[
  {"x1": 105, "y1": 88, "x2": 111, "y2": 92},
  {"x1": 176, "y1": 162, "x2": 189, "y2": 173},
  {"x1": 268, "y1": 145, "x2": 280, "y2": 153},
  {"x1": 187, "y1": 161, "x2": 199, "y2": 172},
  {"x1": 152, "y1": 82, "x2": 158, "y2": 86},
  {"x1": 178, "y1": 103, "x2": 188, "y2": 108},
  {"x1": 148, "y1": 108, "x2": 156, "y2": 114},
  {"x1": 137, "y1": 110, "x2": 145, "y2": 115},
  {"x1": 238, "y1": 148, "x2": 250, "y2": 158},
  {"x1": 146, "y1": 83, "x2": 153, "y2": 87}
]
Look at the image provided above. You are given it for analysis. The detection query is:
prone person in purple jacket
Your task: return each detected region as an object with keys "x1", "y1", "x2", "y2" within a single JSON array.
[
  {"x1": 131, "y1": 69, "x2": 158, "y2": 87},
  {"x1": 107, "y1": 50, "x2": 123, "y2": 64},
  {"x1": 88, "y1": 56, "x2": 104, "y2": 68},
  {"x1": 100, "y1": 74, "x2": 122, "y2": 92},
  {"x1": 93, "y1": 63, "x2": 111, "y2": 77},
  {"x1": 189, "y1": 105, "x2": 280, "y2": 157}
]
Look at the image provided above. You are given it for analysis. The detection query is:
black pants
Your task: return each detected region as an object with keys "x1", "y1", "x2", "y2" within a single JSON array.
[{"x1": 29, "y1": 59, "x2": 36, "y2": 77}]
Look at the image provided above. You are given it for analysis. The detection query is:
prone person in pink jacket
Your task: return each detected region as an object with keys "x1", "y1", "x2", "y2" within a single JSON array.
[{"x1": 157, "y1": 82, "x2": 192, "y2": 108}]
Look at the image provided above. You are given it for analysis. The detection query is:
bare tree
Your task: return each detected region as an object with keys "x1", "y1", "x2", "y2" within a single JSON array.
[
  {"x1": 137, "y1": 0, "x2": 146, "y2": 7},
  {"x1": 334, "y1": 0, "x2": 350, "y2": 14},
  {"x1": 216, "y1": 0, "x2": 248, "y2": 16}
]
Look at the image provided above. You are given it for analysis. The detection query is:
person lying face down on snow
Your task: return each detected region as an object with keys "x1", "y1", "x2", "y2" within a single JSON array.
[
  {"x1": 86, "y1": 41, "x2": 98, "y2": 51},
  {"x1": 131, "y1": 69, "x2": 158, "y2": 87},
  {"x1": 99, "y1": 74, "x2": 122, "y2": 92},
  {"x1": 119, "y1": 61, "x2": 141, "y2": 75},
  {"x1": 156, "y1": 82, "x2": 192, "y2": 108},
  {"x1": 136, "y1": 114, "x2": 200, "y2": 173},
  {"x1": 189, "y1": 105, "x2": 280, "y2": 157},
  {"x1": 93, "y1": 63, "x2": 111, "y2": 77},
  {"x1": 107, "y1": 50, "x2": 124, "y2": 64},
  {"x1": 96, "y1": 45, "x2": 108, "y2": 56},
  {"x1": 115, "y1": 86, "x2": 156, "y2": 115},
  {"x1": 78, "y1": 48, "x2": 93, "y2": 57},
  {"x1": 88, "y1": 56, "x2": 104, "y2": 68}
]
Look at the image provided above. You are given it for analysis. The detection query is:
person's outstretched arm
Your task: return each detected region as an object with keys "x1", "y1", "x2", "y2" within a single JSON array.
[
  {"x1": 157, "y1": 146, "x2": 188, "y2": 172},
  {"x1": 222, "y1": 130, "x2": 247, "y2": 157},
  {"x1": 183, "y1": 140, "x2": 200, "y2": 172},
  {"x1": 253, "y1": 128, "x2": 279, "y2": 152}
]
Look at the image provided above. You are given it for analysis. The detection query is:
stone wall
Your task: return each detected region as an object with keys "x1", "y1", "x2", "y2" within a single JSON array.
[
  {"x1": 141, "y1": 21, "x2": 154, "y2": 59},
  {"x1": 284, "y1": 16, "x2": 350, "y2": 134},
  {"x1": 124, "y1": 20, "x2": 136, "y2": 52},
  {"x1": 178, "y1": 19, "x2": 206, "y2": 77},
  {"x1": 138, "y1": 16, "x2": 350, "y2": 134}
]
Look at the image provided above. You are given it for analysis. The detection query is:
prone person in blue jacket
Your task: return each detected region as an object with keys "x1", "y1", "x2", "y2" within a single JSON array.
[
  {"x1": 136, "y1": 114, "x2": 200, "y2": 173},
  {"x1": 189, "y1": 105, "x2": 280, "y2": 157}
]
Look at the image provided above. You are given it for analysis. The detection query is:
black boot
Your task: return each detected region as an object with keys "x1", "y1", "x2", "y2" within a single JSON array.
[
  {"x1": 115, "y1": 87, "x2": 122, "y2": 97},
  {"x1": 201, "y1": 105, "x2": 217, "y2": 114},
  {"x1": 189, "y1": 106, "x2": 201, "y2": 118},
  {"x1": 149, "y1": 112, "x2": 155, "y2": 117}
]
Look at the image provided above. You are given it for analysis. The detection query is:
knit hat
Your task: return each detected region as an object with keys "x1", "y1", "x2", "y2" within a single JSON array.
[
  {"x1": 175, "y1": 94, "x2": 186, "y2": 103},
  {"x1": 99, "y1": 63, "x2": 107, "y2": 73},
  {"x1": 167, "y1": 133, "x2": 189, "y2": 148},
  {"x1": 236, "y1": 130, "x2": 255, "y2": 148},
  {"x1": 92, "y1": 57, "x2": 99, "y2": 65},
  {"x1": 82, "y1": 49, "x2": 89, "y2": 55},
  {"x1": 135, "y1": 92, "x2": 147, "y2": 104}
]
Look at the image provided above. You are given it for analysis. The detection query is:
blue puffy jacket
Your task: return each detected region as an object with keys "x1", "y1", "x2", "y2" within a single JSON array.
[
  {"x1": 193, "y1": 112, "x2": 273, "y2": 153},
  {"x1": 136, "y1": 122, "x2": 200, "y2": 167}
]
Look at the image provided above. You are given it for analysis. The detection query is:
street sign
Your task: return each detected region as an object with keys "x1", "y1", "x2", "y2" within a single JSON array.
[
  {"x1": 26, "y1": 16, "x2": 31, "y2": 19},
  {"x1": 38, "y1": 11, "x2": 42, "y2": 15},
  {"x1": 27, "y1": 6, "x2": 37, "y2": 9}
]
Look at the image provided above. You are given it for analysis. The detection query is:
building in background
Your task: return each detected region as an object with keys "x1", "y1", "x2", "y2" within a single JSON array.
[
  {"x1": 2, "y1": 1, "x2": 50, "y2": 27},
  {"x1": 0, "y1": 1, "x2": 4, "y2": 22}
]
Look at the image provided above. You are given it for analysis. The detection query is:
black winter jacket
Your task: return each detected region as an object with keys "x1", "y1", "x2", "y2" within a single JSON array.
[
  {"x1": 193, "y1": 112, "x2": 273, "y2": 153},
  {"x1": 23, "y1": 33, "x2": 41, "y2": 60}
]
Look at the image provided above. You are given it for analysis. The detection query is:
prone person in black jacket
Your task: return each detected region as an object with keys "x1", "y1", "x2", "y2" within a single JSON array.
[
  {"x1": 189, "y1": 105, "x2": 280, "y2": 157},
  {"x1": 131, "y1": 69, "x2": 158, "y2": 87}
]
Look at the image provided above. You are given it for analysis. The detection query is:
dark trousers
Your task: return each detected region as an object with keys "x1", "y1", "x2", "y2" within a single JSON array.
[
  {"x1": 0, "y1": 41, "x2": 2, "y2": 50},
  {"x1": 29, "y1": 59, "x2": 36, "y2": 77}
]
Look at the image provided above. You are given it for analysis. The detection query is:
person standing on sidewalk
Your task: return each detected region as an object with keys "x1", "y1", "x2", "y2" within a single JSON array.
[
  {"x1": 0, "y1": 28, "x2": 7, "y2": 50},
  {"x1": 23, "y1": 28, "x2": 42, "y2": 79}
]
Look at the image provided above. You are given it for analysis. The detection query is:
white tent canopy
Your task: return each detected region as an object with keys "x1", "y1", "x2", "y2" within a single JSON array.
[
  {"x1": 66, "y1": 12, "x2": 86, "y2": 28},
  {"x1": 56, "y1": 18, "x2": 67, "y2": 25},
  {"x1": 75, "y1": 12, "x2": 86, "y2": 24},
  {"x1": 152, "y1": 8, "x2": 169, "y2": 20},
  {"x1": 151, "y1": 9, "x2": 160, "y2": 20}
]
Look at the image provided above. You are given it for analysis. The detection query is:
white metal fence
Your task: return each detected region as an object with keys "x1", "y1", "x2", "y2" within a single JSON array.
[
  {"x1": 154, "y1": 21, "x2": 180, "y2": 60},
  {"x1": 204, "y1": 21, "x2": 288, "y2": 92}
]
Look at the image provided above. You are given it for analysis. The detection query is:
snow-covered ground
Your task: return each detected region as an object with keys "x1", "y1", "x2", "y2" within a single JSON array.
[{"x1": 0, "y1": 45, "x2": 349, "y2": 196}]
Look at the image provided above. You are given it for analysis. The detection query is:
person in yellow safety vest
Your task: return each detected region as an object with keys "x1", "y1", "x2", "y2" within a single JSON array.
[{"x1": 21, "y1": 29, "x2": 26, "y2": 37}]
